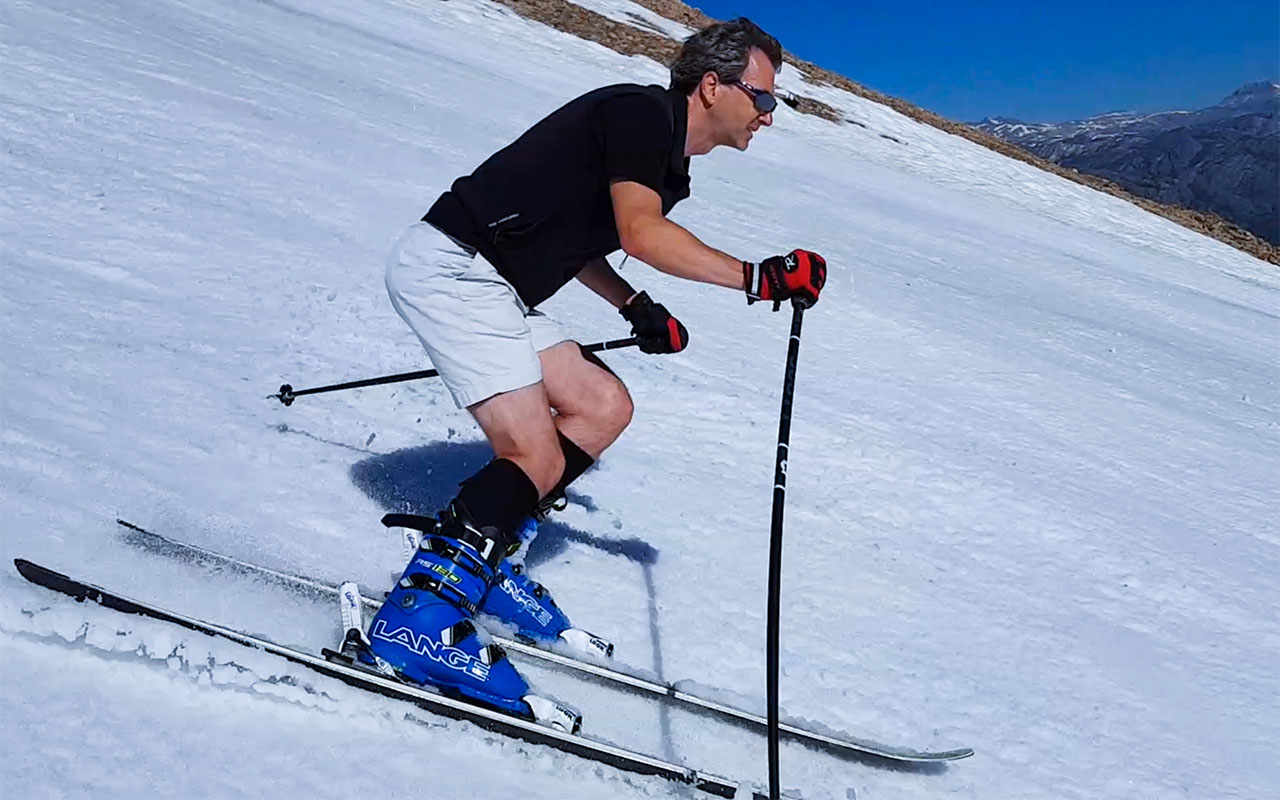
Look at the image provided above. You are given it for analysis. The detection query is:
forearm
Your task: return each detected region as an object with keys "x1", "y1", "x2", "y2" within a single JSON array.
[
  {"x1": 624, "y1": 217, "x2": 745, "y2": 290},
  {"x1": 575, "y1": 257, "x2": 638, "y2": 309}
]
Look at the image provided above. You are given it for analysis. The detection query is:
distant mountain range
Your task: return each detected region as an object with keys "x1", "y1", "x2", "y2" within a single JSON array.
[{"x1": 972, "y1": 82, "x2": 1279, "y2": 246}]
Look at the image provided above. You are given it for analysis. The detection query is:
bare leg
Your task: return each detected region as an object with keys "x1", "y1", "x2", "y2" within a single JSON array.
[
  {"x1": 467, "y1": 382, "x2": 564, "y2": 498},
  {"x1": 538, "y1": 341, "x2": 634, "y2": 458},
  {"x1": 466, "y1": 341, "x2": 632, "y2": 499}
]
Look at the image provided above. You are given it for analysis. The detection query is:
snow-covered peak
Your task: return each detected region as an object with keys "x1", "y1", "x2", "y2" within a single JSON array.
[{"x1": 1217, "y1": 79, "x2": 1280, "y2": 110}]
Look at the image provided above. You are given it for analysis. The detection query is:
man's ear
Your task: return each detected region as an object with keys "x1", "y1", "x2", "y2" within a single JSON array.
[{"x1": 698, "y1": 71, "x2": 720, "y2": 107}]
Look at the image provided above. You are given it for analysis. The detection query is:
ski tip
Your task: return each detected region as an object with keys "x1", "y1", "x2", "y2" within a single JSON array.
[
  {"x1": 874, "y1": 747, "x2": 974, "y2": 762},
  {"x1": 887, "y1": 746, "x2": 974, "y2": 762},
  {"x1": 14, "y1": 559, "x2": 80, "y2": 594},
  {"x1": 13, "y1": 558, "x2": 43, "y2": 579}
]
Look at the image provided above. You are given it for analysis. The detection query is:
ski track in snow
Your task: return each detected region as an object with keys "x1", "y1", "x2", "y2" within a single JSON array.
[
  {"x1": 0, "y1": 580, "x2": 669, "y2": 800},
  {"x1": 2, "y1": 0, "x2": 1278, "y2": 797}
]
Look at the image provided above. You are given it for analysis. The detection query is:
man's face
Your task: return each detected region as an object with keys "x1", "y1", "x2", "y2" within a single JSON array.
[{"x1": 713, "y1": 48, "x2": 776, "y2": 151}]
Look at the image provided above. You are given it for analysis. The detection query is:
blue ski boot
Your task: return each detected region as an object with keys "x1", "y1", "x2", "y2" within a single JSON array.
[
  {"x1": 364, "y1": 505, "x2": 580, "y2": 730},
  {"x1": 478, "y1": 507, "x2": 614, "y2": 660}
]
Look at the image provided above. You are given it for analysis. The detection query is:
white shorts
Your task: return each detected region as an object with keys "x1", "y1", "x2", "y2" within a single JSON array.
[{"x1": 385, "y1": 222, "x2": 570, "y2": 408}]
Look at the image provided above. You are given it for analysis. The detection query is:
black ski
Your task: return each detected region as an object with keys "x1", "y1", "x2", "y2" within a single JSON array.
[
  {"x1": 14, "y1": 558, "x2": 740, "y2": 797},
  {"x1": 114, "y1": 517, "x2": 974, "y2": 763}
]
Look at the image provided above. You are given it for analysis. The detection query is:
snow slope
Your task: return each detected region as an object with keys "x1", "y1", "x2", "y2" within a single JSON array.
[{"x1": 2, "y1": 0, "x2": 1277, "y2": 797}]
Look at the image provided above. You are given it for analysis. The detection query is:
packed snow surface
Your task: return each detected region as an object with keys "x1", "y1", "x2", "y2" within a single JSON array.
[{"x1": 2, "y1": 0, "x2": 1277, "y2": 797}]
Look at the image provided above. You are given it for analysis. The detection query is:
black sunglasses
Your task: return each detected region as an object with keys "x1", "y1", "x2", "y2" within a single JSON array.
[{"x1": 733, "y1": 80, "x2": 778, "y2": 114}]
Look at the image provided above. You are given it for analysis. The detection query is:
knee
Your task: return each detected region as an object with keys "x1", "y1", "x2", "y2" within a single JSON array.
[
  {"x1": 596, "y1": 375, "x2": 633, "y2": 434},
  {"x1": 574, "y1": 347, "x2": 632, "y2": 433}
]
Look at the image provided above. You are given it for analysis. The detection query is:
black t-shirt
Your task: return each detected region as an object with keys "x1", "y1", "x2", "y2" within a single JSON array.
[{"x1": 423, "y1": 84, "x2": 691, "y2": 308}]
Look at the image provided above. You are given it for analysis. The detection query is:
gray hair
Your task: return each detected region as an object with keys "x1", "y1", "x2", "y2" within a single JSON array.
[{"x1": 669, "y1": 18, "x2": 783, "y2": 95}]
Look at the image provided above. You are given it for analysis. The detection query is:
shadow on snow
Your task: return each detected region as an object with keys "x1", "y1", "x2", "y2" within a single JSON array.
[{"x1": 347, "y1": 438, "x2": 657, "y2": 570}]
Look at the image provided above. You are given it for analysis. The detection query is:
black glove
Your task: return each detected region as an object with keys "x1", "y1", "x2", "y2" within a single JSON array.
[
  {"x1": 620, "y1": 291, "x2": 689, "y2": 354},
  {"x1": 744, "y1": 249, "x2": 828, "y2": 309}
]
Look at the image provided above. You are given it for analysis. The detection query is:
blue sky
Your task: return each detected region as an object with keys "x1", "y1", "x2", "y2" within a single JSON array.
[{"x1": 689, "y1": 0, "x2": 1279, "y2": 122}]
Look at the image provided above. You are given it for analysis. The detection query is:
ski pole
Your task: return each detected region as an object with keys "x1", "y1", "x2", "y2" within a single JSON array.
[
  {"x1": 270, "y1": 337, "x2": 640, "y2": 406},
  {"x1": 767, "y1": 300, "x2": 805, "y2": 800}
]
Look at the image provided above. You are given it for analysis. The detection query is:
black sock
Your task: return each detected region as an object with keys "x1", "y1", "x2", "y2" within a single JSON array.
[
  {"x1": 455, "y1": 458, "x2": 539, "y2": 549},
  {"x1": 455, "y1": 435, "x2": 595, "y2": 547},
  {"x1": 551, "y1": 430, "x2": 595, "y2": 497}
]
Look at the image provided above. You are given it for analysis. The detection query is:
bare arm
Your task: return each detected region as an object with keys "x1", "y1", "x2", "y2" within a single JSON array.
[
  {"x1": 575, "y1": 257, "x2": 638, "y2": 309},
  {"x1": 610, "y1": 180, "x2": 745, "y2": 290}
]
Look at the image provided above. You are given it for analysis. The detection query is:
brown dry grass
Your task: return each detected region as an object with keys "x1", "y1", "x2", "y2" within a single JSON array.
[
  {"x1": 492, "y1": 0, "x2": 1278, "y2": 265},
  {"x1": 490, "y1": 0, "x2": 845, "y2": 119}
]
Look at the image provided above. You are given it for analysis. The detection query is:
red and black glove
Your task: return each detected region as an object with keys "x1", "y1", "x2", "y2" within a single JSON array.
[
  {"x1": 743, "y1": 250, "x2": 827, "y2": 309},
  {"x1": 620, "y1": 291, "x2": 689, "y2": 354}
]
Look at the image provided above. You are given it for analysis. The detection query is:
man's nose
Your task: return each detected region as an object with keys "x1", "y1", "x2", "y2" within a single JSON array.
[{"x1": 760, "y1": 111, "x2": 774, "y2": 127}]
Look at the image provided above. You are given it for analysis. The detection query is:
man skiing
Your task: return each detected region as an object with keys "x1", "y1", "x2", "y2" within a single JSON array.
[{"x1": 364, "y1": 17, "x2": 827, "y2": 726}]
